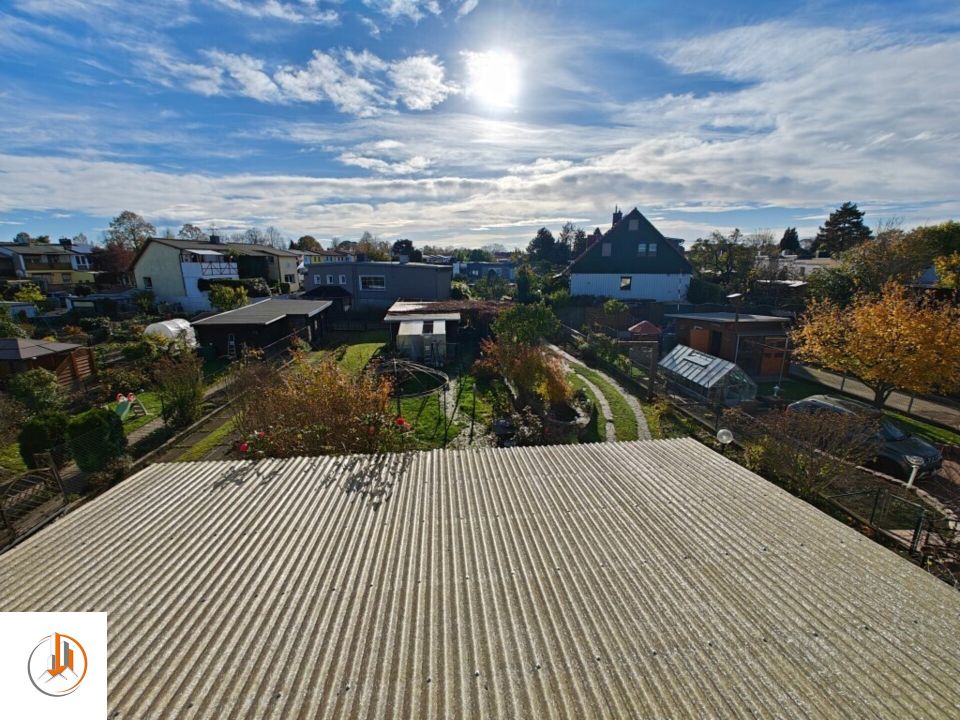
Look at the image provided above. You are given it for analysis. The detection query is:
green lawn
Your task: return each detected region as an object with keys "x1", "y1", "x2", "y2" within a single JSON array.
[
  {"x1": 759, "y1": 379, "x2": 960, "y2": 447},
  {"x1": 399, "y1": 393, "x2": 460, "y2": 448},
  {"x1": 569, "y1": 374, "x2": 605, "y2": 442},
  {"x1": 570, "y1": 365, "x2": 638, "y2": 441},
  {"x1": 0, "y1": 442, "x2": 27, "y2": 474},
  {"x1": 335, "y1": 330, "x2": 390, "y2": 374},
  {"x1": 177, "y1": 418, "x2": 238, "y2": 462}
]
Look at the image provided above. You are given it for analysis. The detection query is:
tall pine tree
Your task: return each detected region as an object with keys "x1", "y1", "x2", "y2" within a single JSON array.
[
  {"x1": 779, "y1": 227, "x2": 800, "y2": 252},
  {"x1": 813, "y1": 202, "x2": 872, "y2": 256}
]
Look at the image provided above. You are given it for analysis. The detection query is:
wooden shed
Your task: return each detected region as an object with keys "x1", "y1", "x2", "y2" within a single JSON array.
[{"x1": 0, "y1": 338, "x2": 96, "y2": 388}]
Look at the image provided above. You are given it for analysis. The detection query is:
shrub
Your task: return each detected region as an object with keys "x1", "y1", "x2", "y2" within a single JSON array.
[
  {"x1": 492, "y1": 304, "x2": 560, "y2": 345},
  {"x1": 687, "y1": 277, "x2": 727, "y2": 304},
  {"x1": 18, "y1": 411, "x2": 70, "y2": 468},
  {"x1": 0, "y1": 306, "x2": 27, "y2": 338},
  {"x1": 0, "y1": 392, "x2": 26, "y2": 446},
  {"x1": 98, "y1": 367, "x2": 149, "y2": 400},
  {"x1": 13, "y1": 283, "x2": 45, "y2": 303},
  {"x1": 602, "y1": 299, "x2": 628, "y2": 315},
  {"x1": 208, "y1": 283, "x2": 249, "y2": 312},
  {"x1": 67, "y1": 408, "x2": 127, "y2": 472},
  {"x1": 121, "y1": 339, "x2": 160, "y2": 362},
  {"x1": 8, "y1": 368, "x2": 65, "y2": 412},
  {"x1": 155, "y1": 353, "x2": 205, "y2": 428},
  {"x1": 233, "y1": 356, "x2": 403, "y2": 457}
]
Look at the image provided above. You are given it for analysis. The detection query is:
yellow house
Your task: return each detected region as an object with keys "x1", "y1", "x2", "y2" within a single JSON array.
[{"x1": 0, "y1": 239, "x2": 98, "y2": 291}]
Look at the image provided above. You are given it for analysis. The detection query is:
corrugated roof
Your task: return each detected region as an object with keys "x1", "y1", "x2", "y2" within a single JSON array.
[
  {"x1": 2, "y1": 439, "x2": 959, "y2": 718},
  {"x1": 658, "y1": 344, "x2": 748, "y2": 389},
  {"x1": 192, "y1": 298, "x2": 332, "y2": 326}
]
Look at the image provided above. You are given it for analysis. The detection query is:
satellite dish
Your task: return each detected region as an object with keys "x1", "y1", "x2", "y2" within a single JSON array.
[{"x1": 716, "y1": 428, "x2": 734, "y2": 445}]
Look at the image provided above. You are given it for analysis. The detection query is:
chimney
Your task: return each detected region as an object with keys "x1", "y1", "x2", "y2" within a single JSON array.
[
  {"x1": 612, "y1": 206, "x2": 623, "y2": 227},
  {"x1": 58, "y1": 237, "x2": 72, "y2": 248},
  {"x1": 209, "y1": 234, "x2": 221, "y2": 244}
]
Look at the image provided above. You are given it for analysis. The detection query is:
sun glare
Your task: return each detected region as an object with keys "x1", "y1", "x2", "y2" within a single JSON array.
[{"x1": 465, "y1": 50, "x2": 520, "y2": 109}]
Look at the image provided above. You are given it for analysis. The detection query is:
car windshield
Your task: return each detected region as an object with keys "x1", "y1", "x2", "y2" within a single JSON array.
[{"x1": 879, "y1": 418, "x2": 909, "y2": 441}]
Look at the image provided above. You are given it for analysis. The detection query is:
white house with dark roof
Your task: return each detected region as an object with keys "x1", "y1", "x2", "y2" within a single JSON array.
[{"x1": 568, "y1": 207, "x2": 692, "y2": 301}]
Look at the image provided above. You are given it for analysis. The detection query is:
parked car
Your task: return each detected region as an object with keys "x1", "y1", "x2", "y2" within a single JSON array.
[{"x1": 786, "y1": 394, "x2": 943, "y2": 479}]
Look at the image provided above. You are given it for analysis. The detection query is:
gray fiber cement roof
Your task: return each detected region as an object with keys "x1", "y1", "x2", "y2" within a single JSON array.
[
  {"x1": 2, "y1": 439, "x2": 959, "y2": 718},
  {"x1": 191, "y1": 298, "x2": 332, "y2": 326}
]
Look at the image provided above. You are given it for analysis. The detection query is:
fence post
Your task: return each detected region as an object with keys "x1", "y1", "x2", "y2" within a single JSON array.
[
  {"x1": 869, "y1": 488, "x2": 883, "y2": 526},
  {"x1": 910, "y1": 510, "x2": 926, "y2": 554}
]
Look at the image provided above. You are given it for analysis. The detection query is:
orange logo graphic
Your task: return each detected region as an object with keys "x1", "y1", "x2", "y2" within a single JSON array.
[{"x1": 27, "y1": 632, "x2": 88, "y2": 696}]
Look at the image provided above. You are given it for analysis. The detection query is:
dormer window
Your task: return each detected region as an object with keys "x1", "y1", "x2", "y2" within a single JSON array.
[
  {"x1": 629, "y1": 219, "x2": 639, "y2": 231},
  {"x1": 601, "y1": 243, "x2": 611, "y2": 257}
]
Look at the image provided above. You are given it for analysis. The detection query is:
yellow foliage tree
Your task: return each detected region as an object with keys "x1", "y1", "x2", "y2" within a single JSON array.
[
  {"x1": 792, "y1": 282, "x2": 960, "y2": 407},
  {"x1": 933, "y1": 251, "x2": 960, "y2": 290}
]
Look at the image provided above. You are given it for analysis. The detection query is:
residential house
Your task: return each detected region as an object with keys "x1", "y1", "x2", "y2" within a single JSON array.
[
  {"x1": 568, "y1": 207, "x2": 692, "y2": 301},
  {"x1": 4, "y1": 440, "x2": 959, "y2": 717},
  {"x1": 130, "y1": 237, "x2": 301, "y2": 313},
  {"x1": 302, "y1": 259, "x2": 452, "y2": 310},
  {"x1": 664, "y1": 311, "x2": 791, "y2": 378},
  {"x1": 455, "y1": 261, "x2": 517, "y2": 282},
  {"x1": 0, "y1": 338, "x2": 96, "y2": 387},
  {"x1": 756, "y1": 252, "x2": 839, "y2": 279},
  {"x1": 0, "y1": 238, "x2": 97, "y2": 292},
  {"x1": 192, "y1": 298, "x2": 331, "y2": 358}
]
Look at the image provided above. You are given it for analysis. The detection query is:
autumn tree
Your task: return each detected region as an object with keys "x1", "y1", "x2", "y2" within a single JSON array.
[
  {"x1": 155, "y1": 352, "x2": 205, "y2": 428},
  {"x1": 813, "y1": 202, "x2": 872, "y2": 256},
  {"x1": 792, "y1": 282, "x2": 960, "y2": 407},
  {"x1": 91, "y1": 242, "x2": 135, "y2": 277},
  {"x1": 290, "y1": 235, "x2": 322, "y2": 252},
  {"x1": 356, "y1": 231, "x2": 391, "y2": 260},
  {"x1": 933, "y1": 251, "x2": 960, "y2": 290},
  {"x1": 178, "y1": 224, "x2": 208, "y2": 242},
  {"x1": 106, "y1": 210, "x2": 155, "y2": 250}
]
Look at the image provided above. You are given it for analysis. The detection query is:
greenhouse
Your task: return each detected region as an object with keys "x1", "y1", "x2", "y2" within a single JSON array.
[{"x1": 658, "y1": 344, "x2": 757, "y2": 406}]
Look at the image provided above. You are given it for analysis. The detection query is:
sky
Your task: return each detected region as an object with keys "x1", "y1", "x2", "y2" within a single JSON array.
[{"x1": 1, "y1": 0, "x2": 959, "y2": 249}]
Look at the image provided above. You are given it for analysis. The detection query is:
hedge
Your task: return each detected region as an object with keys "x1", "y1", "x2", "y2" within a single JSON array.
[
  {"x1": 67, "y1": 408, "x2": 127, "y2": 472},
  {"x1": 196, "y1": 277, "x2": 271, "y2": 297},
  {"x1": 18, "y1": 412, "x2": 71, "y2": 468}
]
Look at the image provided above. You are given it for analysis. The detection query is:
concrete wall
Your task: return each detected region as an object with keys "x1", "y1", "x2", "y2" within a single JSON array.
[
  {"x1": 133, "y1": 242, "x2": 188, "y2": 304},
  {"x1": 570, "y1": 273, "x2": 690, "y2": 301}
]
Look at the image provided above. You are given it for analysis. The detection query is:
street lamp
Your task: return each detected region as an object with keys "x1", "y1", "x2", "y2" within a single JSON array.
[
  {"x1": 716, "y1": 428, "x2": 734, "y2": 454},
  {"x1": 905, "y1": 455, "x2": 925, "y2": 490}
]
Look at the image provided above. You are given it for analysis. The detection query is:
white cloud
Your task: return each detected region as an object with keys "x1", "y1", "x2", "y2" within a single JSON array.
[
  {"x1": 205, "y1": 50, "x2": 282, "y2": 102},
  {"x1": 208, "y1": 0, "x2": 338, "y2": 24},
  {"x1": 362, "y1": 0, "x2": 440, "y2": 22},
  {"x1": 389, "y1": 55, "x2": 458, "y2": 110},
  {"x1": 457, "y1": 0, "x2": 478, "y2": 18},
  {"x1": 147, "y1": 46, "x2": 457, "y2": 116},
  {"x1": 275, "y1": 50, "x2": 384, "y2": 115},
  {"x1": 338, "y1": 152, "x2": 433, "y2": 175}
]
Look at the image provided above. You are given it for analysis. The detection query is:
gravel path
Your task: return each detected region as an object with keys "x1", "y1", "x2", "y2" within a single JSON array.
[{"x1": 548, "y1": 344, "x2": 651, "y2": 441}]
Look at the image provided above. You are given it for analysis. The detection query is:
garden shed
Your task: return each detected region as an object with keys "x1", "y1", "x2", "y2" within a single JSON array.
[
  {"x1": 396, "y1": 319, "x2": 448, "y2": 365},
  {"x1": 658, "y1": 343, "x2": 757, "y2": 406}
]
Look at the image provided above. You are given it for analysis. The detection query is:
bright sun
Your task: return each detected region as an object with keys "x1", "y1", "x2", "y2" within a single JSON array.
[{"x1": 465, "y1": 50, "x2": 520, "y2": 109}]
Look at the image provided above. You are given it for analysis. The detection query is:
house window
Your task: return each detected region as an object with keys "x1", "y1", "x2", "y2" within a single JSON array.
[
  {"x1": 620, "y1": 276, "x2": 632, "y2": 291},
  {"x1": 314, "y1": 274, "x2": 323, "y2": 285},
  {"x1": 339, "y1": 274, "x2": 346, "y2": 285},
  {"x1": 629, "y1": 219, "x2": 639, "y2": 231},
  {"x1": 360, "y1": 275, "x2": 386, "y2": 290},
  {"x1": 143, "y1": 276, "x2": 153, "y2": 289},
  {"x1": 284, "y1": 274, "x2": 295, "y2": 283},
  {"x1": 61, "y1": 273, "x2": 71, "y2": 283},
  {"x1": 647, "y1": 243, "x2": 657, "y2": 255},
  {"x1": 637, "y1": 243, "x2": 647, "y2": 255},
  {"x1": 601, "y1": 243, "x2": 611, "y2": 257},
  {"x1": 327, "y1": 274, "x2": 334, "y2": 284}
]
